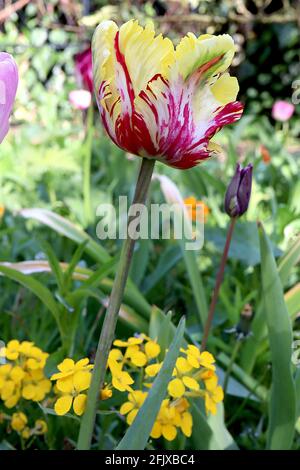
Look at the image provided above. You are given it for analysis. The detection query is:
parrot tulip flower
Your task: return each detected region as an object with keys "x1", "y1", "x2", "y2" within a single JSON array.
[
  {"x1": 0, "y1": 52, "x2": 18, "y2": 143},
  {"x1": 92, "y1": 20, "x2": 243, "y2": 169}
]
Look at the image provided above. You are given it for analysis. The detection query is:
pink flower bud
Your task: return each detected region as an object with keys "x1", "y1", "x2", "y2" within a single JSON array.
[
  {"x1": 272, "y1": 100, "x2": 295, "y2": 122},
  {"x1": 69, "y1": 89, "x2": 92, "y2": 110}
]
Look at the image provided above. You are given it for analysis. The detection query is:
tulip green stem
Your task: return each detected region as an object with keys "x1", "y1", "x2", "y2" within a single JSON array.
[
  {"x1": 77, "y1": 157, "x2": 155, "y2": 450},
  {"x1": 201, "y1": 217, "x2": 236, "y2": 352}
]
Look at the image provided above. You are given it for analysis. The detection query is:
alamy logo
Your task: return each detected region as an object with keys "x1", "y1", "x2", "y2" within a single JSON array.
[{"x1": 95, "y1": 196, "x2": 205, "y2": 251}]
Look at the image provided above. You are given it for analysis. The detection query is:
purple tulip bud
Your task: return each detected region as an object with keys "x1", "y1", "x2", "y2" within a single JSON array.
[
  {"x1": 224, "y1": 163, "x2": 253, "y2": 218},
  {"x1": 0, "y1": 52, "x2": 18, "y2": 144}
]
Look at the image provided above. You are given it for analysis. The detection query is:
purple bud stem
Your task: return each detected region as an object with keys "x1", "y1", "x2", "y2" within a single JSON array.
[{"x1": 201, "y1": 217, "x2": 237, "y2": 351}]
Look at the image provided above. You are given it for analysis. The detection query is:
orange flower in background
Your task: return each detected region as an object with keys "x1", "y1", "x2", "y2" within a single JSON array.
[
  {"x1": 260, "y1": 145, "x2": 271, "y2": 164},
  {"x1": 184, "y1": 196, "x2": 210, "y2": 222}
]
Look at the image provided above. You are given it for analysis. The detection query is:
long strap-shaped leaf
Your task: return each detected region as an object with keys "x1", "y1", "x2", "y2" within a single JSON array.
[
  {"x1": 116, "y1": 317, "x2": 185, "y2": 450},
  {"x1": 19, "y1": 208, "x2": 151, "y2": 318},
  {"x1": 259, "y1": 222, "x2": 296, "y2": 450},
  {"x1": 241, "y1": 234, "x2": 300, "y2": 373}
]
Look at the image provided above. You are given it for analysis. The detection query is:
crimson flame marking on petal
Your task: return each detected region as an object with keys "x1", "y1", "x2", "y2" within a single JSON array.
[
  {"x1": 96, "y1": 42, "x2": 243, "y2": 169},
  {"x1": 114, "y1": 31, "x2": 135, "y2": 111}
]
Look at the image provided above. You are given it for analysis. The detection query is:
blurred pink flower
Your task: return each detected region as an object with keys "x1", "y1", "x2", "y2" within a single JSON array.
[
  {"x1": 0, "y1": 52, "x2": 18, "y2": 143},
  {"x1": 74, "y1": 47, "x2": 93, "y2": 93},
  {"x1": 272, "y1": 100, "x2": 295, "y2": 122},
  {"x1": 69, "y1": 89, "x2": 92, "y2": 110}
]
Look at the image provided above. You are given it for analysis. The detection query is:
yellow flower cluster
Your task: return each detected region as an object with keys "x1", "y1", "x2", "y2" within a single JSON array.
[
  {"x1": 49, "y1": 334, "x2": 223, "y2": 443},
  {"x1": 50, "y1": 358, "x2": 93, "y2": 416},
  {"x1": 10, "y1": 411, "x2": 47, "y2": 440},
  {"x1": 114, "y1": 337, "x2": 223, "y2": 441},
  {"x1": 0, "y1": 340, "x2": 51, "y2": 408}
]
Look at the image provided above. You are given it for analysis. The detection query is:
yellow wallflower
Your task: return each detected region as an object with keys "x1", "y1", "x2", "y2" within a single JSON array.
[
  {"x1": 26, "y1": 347, "x2": 49, "y2": 370},
  {"x1": 145, "y1": 363, "x2": 162, "y2": 377},
  {"x1": 120, "y1": 390, "x2": 147, "y2": 424},
  {"x1": 204, "y1": 374, "x2": 224, "y2": 415},
  {"x1": 50, "y1": 358, "x2": 93, "y2": 381},
  {"x1": 52, "y1": 368, "x2": 92, "y2": 416},
  {"x1": 112, "y1": 338, "x2": 147, "y2": 367},
  {"x1": 174, "y1": 398, "x2": 193, "y2": 438},
  {"x1": 109, "y1": 360, "x2": 134, "y2": 392},
  {"x1": 144, "y1": 340, "x2": 161, "y2": 360},
  {"x1": 100, "y1": 385, "x2": 113, "y2": 400},
  {"x1": 51, "y1": 357, "x2": 94, "y2": 416},
  {"x1": 0, "y1": 364, "x2": 22, "y2": 408},
  {"x1": 0, "y1": 340, "x2": 21, "y2": 361},
  {"x1": 112, "y1": 336, "x2": 160, "y2": 368},
  {"x1": 168, "y1": 357, "x2": 199, "y2": 398},
  {"x1": 22, "y1": 369, "x2": 51, "y2": 401},
  {"x1": 11, "y1": 412, "x2": 27, "y2": 432},
  {"x1": 113, "y1": 337, "x2": 144, "y2": 348},
  {"x1": 184, "y1": 346, "x2": 216, "y2": 370},
  {"x1": 150, "y1": 399, "x2": 178, "y2": 441}
]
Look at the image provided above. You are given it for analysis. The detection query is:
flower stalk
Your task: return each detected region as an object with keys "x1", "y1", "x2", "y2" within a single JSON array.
[
  {"x1": 77, "y1": 157, "x2": 155, "y2": 449},
  {"x1": 201, "y1": 217, "x2": 236, "y2": 351}
]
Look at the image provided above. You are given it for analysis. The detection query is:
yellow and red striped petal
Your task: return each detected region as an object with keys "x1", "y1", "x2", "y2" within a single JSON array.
[
  {"x1": 92, "y1": 20, "x2": 243, "y2": 170},
  {"x1": 173, "y1": 33, "x2": 235, "y2": 81}
]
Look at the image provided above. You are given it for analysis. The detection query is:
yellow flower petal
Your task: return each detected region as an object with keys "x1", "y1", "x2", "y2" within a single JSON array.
[
  {"x1": 56, "y1": 377, "x2": 73, "y2": 394},
  {"x1": 213, "y1": 385, "x2": 224, "y2": 403},
  {"x1": 120, "y1": 401, "x2": 134, "y2": 415},
  {"x1": 73, "y1": 393, "x2": 87, "y2": 416},
  {"x1": 54, "y1": 395, "x2": 73, "y2": 416},
  {"x1": 162, "y1": 424, "x2": 177, "y2": 441},
  {"x1": 210, "y1": 73, "x2": 239, "y2": 105},
  {"x1": 75, "y1": 358, "x2": 90, "y2": 369},
  {"x1": 109, "y1": 348, "x2": 123, "y2": 361},
  {"x1": 199, "y1": 351, "x2": 215, "y2": 369},
  {"x1": 73, "y1": 370, "x2": 91, "y2": 393},
  {"x1": 174, "y1": 33, "x2": 235, "y2": 81},
  {"x1": 127, "y1": 409, "x2": 138, "y2": 425},
  {"x1": 11, "y1": 412, "x2": 27, "y2": 432},
  {"x1": 22, "y1": 384, "x2": 36, "y2": 400},
  {"x1": 181, "y1": 411, "x2": 193, "y2": 437},
  {"x1": 118, "y1": 20, "x2": 174, "y2": 95},
  {"x1": 145, "y1": 341, "x2": 161, "y2": 359},
  {"x1": 150, "y1": 421, "x2": 162, "y2": 439},
  {"x1": 112, "y1": 370, "x2": 134, "y2": 392},
  {"x1": 57, "y1": 358, "x2": 75, "y2": 373},
  {"x1": 176, "y1": 357, "x2": 193, "y2": 373},
  {"x1": 10, "y1": 366, "x2": 25, "y2": 384},
  {"x1": 205, "y1": 394, "x2": 217, "y2": 415},
  {"x1": 182, "y1": 376, "x2": 200, "y2": 391},
  {"x1": 129, "y1": 351, "x2": 147, "y2": 367},
  {"x1": 145, "y1": 363, "x2": 162, "y2": 377},
  {"x1": 168, "y1": 378, "x2": 185, "y2": 398}
]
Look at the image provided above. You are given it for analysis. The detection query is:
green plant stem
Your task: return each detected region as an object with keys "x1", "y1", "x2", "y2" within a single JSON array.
[
  {"x1": 77, "y1": 157, "x2": 155, "y2": 450},
  {"x1": 201, "y1": 217, "x2": 236, "y2": 351},
  {"x1": 83, "y1": 106, "x2": 94, "y2": 226},
  {"x1": 223, "y1": 340, "x2": 241, "y2": 395}
]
